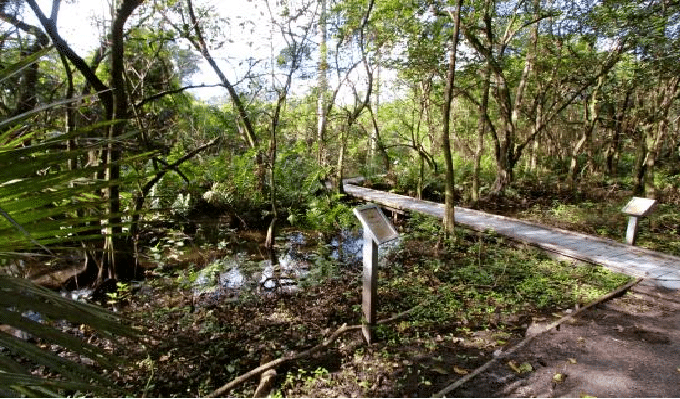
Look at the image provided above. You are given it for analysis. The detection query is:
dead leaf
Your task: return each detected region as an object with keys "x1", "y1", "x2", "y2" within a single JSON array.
[
  {"x1": 552, "y1": 373, "x2": 566, "y2": 384},
  {"x1": 568, "y1": 358, "x2": 577, "y2": 364},
  {"x1": 508, "y1": 360, "x2": 520, "y2": 373},
  {"x1": 453, "y1": 365, "x2": 469, "y2": 375},
  {"x1": 508, "y1": 360, "x2": 522, "y2": 373},
  {"x1": 432, "y1": 366, "x2": 449, "y2": 375},
  {"x1": 159, "y1": 354, "x2": 170, "y2": 362}
]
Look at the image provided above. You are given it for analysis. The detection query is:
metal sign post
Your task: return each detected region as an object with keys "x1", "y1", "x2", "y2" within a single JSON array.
[
  {"x1": 621, "y1": 197, "x2": 657, "y2": 246},
  {"x1": 353, "y1": 204, "x2": 399, "y2": 344}
]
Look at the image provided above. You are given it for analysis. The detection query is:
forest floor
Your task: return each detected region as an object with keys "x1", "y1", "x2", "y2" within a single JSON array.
[
  {"x1": 111, "y1": 231, "x2": 680, "y2": 398},
  {"x1": 48, "y1": 177, "x2": 680, "y2": 397},
  {"x1": 446, "y1": 280, "x2": 680, "y2": 398}
]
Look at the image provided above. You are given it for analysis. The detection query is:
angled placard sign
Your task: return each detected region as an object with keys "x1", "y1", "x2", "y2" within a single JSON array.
[
  {"x1": 622, "y1": 197, "x2": 657, "y2": 217},
  {"x1": 353, "y1": 204, "x2": 399, "y2": 244}
]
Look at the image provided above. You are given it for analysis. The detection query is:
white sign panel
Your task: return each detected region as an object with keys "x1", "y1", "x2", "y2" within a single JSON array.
[
  {"x1": 622, "y1": 197, "x2": 657, "y2": 217},
  {"x1": 353, "y1": 204, "x2": 399, "y2": 244}
]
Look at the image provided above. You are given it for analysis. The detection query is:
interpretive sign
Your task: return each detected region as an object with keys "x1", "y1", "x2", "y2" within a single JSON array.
[
  {"x1": 353, "y1": 204, "x2": 399, "y2": 244},
  {"x1": 353, "y1": 204, "x2": 399, "y2": 344},
  {"x1": 622, "y1": 197, "x2": 657, "y2": 217},
  {"x1": 621, "y1": 197, "x2": 657, "y2": 246}
]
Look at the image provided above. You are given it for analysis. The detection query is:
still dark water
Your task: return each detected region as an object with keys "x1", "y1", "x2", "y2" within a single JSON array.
[
  {"x1": 4, "y1": 227, "x2": 399, "y2": 338},
  {"x1": 190, "y1": 229, "x2": 366, "y2": 304}
]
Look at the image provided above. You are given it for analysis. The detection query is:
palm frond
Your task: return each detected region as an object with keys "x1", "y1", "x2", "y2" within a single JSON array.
[
  {"x1": 0, "y1": 52, "x2": 151, "y2": 396},
  {"x1": 0, "y1": 275, "x2": 141, "y2": 396},
  {"x1": 0, "y1": 47, "x2": 52, "y2": 83}
]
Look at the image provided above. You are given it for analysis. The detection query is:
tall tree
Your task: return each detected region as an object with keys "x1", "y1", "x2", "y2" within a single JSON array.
[
  {"x1": 331, "y1": 0, "x2": 376, "y2": 193},
  {"x1": 262, "y1": 0, "x2": 316, "y2": 249},
  {"x1": 441, "y1": 0, "x2": 463, "y2": 238},
  {"x1": 317, "y1": 0, "x2": 329, "y2": 167},
  {"x1": 26, "y1": 0, "x2": 145, "y2": 283}
]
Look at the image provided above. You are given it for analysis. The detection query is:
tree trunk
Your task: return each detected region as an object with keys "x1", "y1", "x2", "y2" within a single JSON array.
[
  {"x1": 493, "y1": 151, "x2": 513, "y2": 193},
  {"x1": 607, "y1": 87, "x2": 632, "y2": 177},
  {"x1": 633, "y1": 127, "x2": 647, "y2": 196},
  {"x1": 25, "y1": 0, "x2": 141, "y2": 284},
  {"x1": 472, "y1": 64, "x2": 491, "y2": 204},
  {"x1": 101, "y1": 0, "x2": 143, "y2": 282},
  {"x1": 441, "y1": 0, "x2": 463, "y2": 239},
  {"x1": 569, "y1": 74, "x2": 603, "y2": 187},
  {"x1": 316, "y1": 0, "x2": 328, "y2": 167},
  {"x1": 418, "y1": 152, "x2": 425, "y2": 200},
  {"x1": 334, "y1": 129, "x2": 347, "y2": 194}
]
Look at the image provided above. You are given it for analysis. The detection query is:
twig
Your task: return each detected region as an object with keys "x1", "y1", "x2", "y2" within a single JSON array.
[
  {"x1": 207, "y1": 297, "x2": 438, "y2": 397},
  {"x1": 433, "y1": 277, "x2": 643, "y2": 397}
]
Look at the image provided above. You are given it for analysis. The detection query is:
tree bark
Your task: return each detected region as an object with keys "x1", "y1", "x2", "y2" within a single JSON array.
[{"x1": 606, "y1": 87, "x2": 632, "y2": 178}]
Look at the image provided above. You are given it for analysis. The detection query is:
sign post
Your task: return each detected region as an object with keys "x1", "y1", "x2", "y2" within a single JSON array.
[
  {"x1": 621, "y1": 197, "x2": 657, "y2": 246},
  {"x1": 353, "y1": 204, "x2": 399, "y2": 344}
]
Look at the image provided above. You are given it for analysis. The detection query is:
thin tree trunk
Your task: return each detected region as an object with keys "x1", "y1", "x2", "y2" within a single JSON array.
[
  {"x1": 102, "y1": 0, "x2": 143, "y2": 282},
  {"x1": 472, "y1": 64, "x2": 491, "y2": 204},
  {"x1": 334, "y1": 128, "x2": 348, "y2": 194},
  {"x1": 633, "y1": 125, "x2": 647, "y2": 196},
  {"x1": 441, "y1": 0, "x2": 463, "y2": 239},
  {"x1": 316, "y1": 0, "x2": 328, "y2": 167},
  {"x1": 569, "y1": 74, "x2": 603, "y2": 187},
  {"x1": 607, "y1": 87, "x2": 631, "y2": 177},
  {"x1": 333, "y1": 0, "x2": 375, "y2": 193}
]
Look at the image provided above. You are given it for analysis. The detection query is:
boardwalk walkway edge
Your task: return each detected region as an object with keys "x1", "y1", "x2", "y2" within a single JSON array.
[{"x1": 343, "y1": 180, "x2": 680, "y2": 289}]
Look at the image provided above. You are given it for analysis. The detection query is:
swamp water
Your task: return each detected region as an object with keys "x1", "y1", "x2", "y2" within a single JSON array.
[
  {"x1": 183, "y1": 229, "x2": 367, "y2": 306},
  {"x1": 2, "y1": 227, "x2": 399, "y2": 340},
  {"x1": 182, "y1": 225, "x2": 401, "y2": 306}
]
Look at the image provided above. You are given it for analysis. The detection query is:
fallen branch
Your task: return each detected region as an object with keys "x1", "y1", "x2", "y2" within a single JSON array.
[
  {"x1": 433, "y1": 277, "x2": 643, "y2": 397},
  {"x1": 207, "y1": 297, "x2": 437, "y2": 398},
  {"x1": 207, "y1": 323, "x2": 360, "y2": 398}
]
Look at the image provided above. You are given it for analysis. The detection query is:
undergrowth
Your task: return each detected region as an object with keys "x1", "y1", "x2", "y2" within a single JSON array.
[
  {"x1": 276, "y1": 214, "x2": 632, "y2": 397},
  {"x1": 120, "y1": 214, "x2": 633, "y2": 398},
  {"x1": 380, "y1": 213, "x2": 631, "y2": 335}
]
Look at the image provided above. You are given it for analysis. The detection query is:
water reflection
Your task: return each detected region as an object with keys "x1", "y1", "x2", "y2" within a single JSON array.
[{"x1": 191, "y1": 229, "x2": 365, "y2": 305}]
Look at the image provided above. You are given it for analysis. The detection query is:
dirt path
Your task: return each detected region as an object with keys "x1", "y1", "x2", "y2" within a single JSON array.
[{"x1": 447, "y1": 281, "x2": 680, "y2": 397}]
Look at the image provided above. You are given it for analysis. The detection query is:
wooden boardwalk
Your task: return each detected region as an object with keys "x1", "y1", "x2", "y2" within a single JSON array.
[{"x1": 344, "y1": 180, "x2": 680, "y2": 289}]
